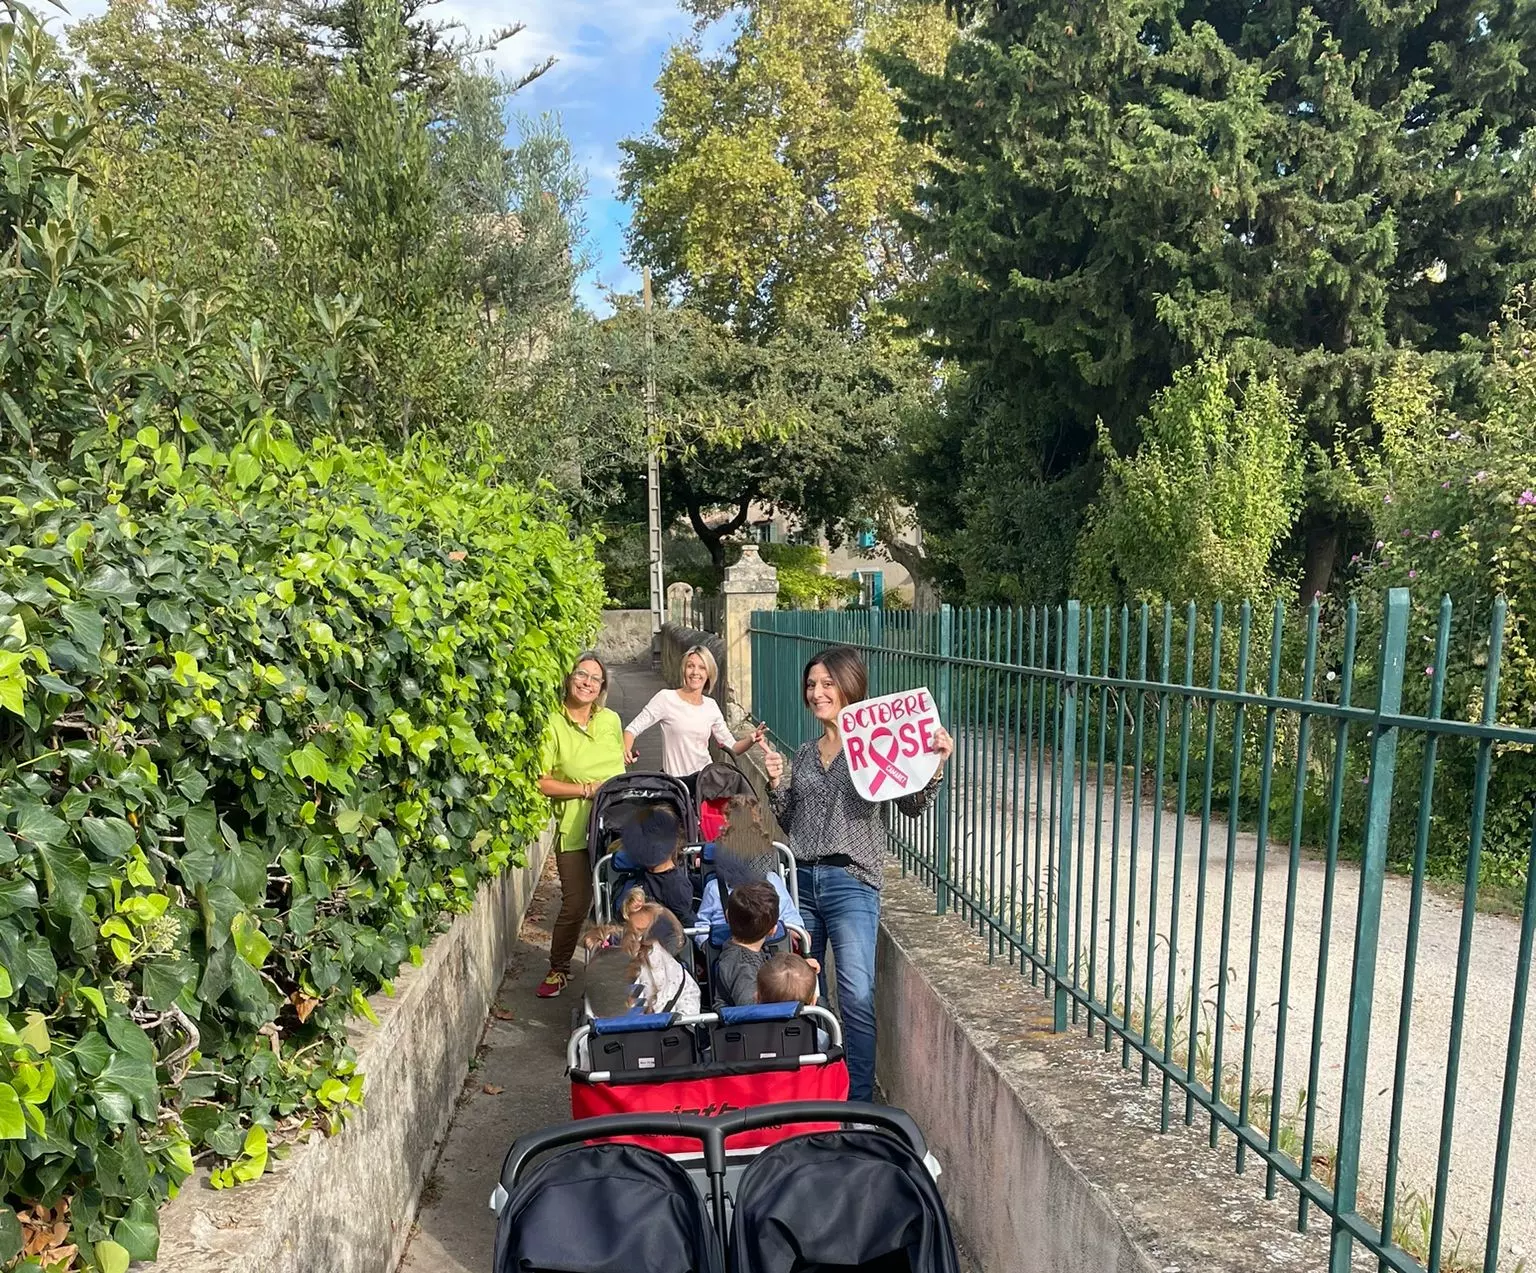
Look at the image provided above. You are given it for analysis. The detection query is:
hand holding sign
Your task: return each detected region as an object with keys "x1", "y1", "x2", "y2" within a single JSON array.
[{"x1": 839, "y1": 688, "x2": 948, "y2": 804}]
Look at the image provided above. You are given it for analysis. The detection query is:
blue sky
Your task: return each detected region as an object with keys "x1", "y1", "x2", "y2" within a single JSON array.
[{"x1": 441, "y1": 0, "x2": 702, "y2": 312}]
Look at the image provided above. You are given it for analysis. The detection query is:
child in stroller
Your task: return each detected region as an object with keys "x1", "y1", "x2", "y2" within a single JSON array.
[
  {"x1": 610, "y1": 803, "x2": 698, "y2": 926},
  {"x1": 696, "y1": 796, "x2": 807, "y2": 948},
  {"x1": 713, "y1": 882, "x2": 781, "y2": 1007},
  {"x1": 584, "y1": 890, "x2": 701, "y2": 1016},
  {"x1": 757, "y1": 953, "x2": 830, "y2": 1051}
]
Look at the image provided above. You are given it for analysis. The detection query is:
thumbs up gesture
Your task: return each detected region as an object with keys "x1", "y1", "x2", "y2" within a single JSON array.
[{"x1": 762, "y1": 741, "x2": 785, "y2": 786}]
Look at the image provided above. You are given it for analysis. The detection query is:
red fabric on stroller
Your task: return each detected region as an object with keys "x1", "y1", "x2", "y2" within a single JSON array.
[
  {"x1": 699, "y1": 800, "x2": 730, "y2": 842},
  {"x1": 695, "y1": 760, "x2": 756, "y2": 844},
  {"x1": 571, "y1": 1059, "x2": 850, "y2": 1155}
]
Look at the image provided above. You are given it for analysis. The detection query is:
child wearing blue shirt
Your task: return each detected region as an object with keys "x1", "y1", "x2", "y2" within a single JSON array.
[{"x1": 695, "y1": 797, "x2": 807, "y2": 947}]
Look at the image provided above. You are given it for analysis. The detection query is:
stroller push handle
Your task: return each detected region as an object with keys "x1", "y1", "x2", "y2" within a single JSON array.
[{"x1": 498, "y1": 1100, "x2": 929, "y2": 1194}]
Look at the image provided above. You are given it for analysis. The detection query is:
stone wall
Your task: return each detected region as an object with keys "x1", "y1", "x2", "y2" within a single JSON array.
[
  {"x1": 595, "y1": 609, "x2": 653, "y2": 665},
  {"x1": 155, "y1": 831, "x2": 553, "y2": 1273}
]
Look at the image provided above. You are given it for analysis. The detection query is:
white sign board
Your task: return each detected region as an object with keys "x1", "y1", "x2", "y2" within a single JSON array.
[{"x1": 839, "y1": 688, "x2": 944, "y2": 804}]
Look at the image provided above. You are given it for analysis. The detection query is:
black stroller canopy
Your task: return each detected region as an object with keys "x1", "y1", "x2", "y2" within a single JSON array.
[
  {"x1": 493, "y1": 1141, "x2": 724, "y2": 1273},
  {"x1": 696, "y1": 760, "x2": 754, "y2": 803},
  {"x1": 729, "y1": 1130, "x2": 962, "y2": 1273}
]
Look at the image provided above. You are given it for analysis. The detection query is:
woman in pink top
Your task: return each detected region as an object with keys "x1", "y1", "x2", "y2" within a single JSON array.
[{"x1": 623, "y1": 645, "x2": 765, "y2": 800}]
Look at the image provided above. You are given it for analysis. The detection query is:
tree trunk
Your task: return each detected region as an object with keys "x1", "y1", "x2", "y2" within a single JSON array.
[
  {"x1": 882, "y1": 536, "x2": 940, "y2": 609},
  {"x1": 1300, "y1": 518, "x2": 1340, "y2": 605},
  {"x1": 687, "y1": 496, "x2": 750, "y2": 586}
]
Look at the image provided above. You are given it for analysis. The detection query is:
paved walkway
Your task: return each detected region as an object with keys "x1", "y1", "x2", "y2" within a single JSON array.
[{"x1": 396, "y1": 663, "x2": 666, "y2": 1272}]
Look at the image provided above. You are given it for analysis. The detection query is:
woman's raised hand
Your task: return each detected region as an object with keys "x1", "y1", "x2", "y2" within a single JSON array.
[
  {"x1": 933, "y1": 727, "x2": 955, "y2": 764},
  {"x1": 762, "y1": 742, "x2": 785, "y2": 786},
  {"x1": 622, "y1": 730, "x2": 639, "y2": 766}
]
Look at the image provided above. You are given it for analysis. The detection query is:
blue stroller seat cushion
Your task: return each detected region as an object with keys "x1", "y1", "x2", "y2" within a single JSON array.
[
  {"x1": 591, "y1": 1011, "x2": 677, "y2": 1035},
  {"x1": 719, "y1": 1002, "x2": 799, "y2": 1024}
]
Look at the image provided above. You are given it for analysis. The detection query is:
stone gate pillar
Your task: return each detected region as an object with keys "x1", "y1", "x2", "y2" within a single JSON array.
[
  {"x1": 666, "y1": 581, "x2": 693, "y2": 626},
  {"x1": 721, "y1": 545, "x2": 778, "y2": 718}
]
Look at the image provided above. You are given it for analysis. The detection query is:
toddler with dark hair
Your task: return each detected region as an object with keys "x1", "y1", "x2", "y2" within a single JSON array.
[
  {"x1": 696, "y1": 797, "x2": 805, "y2": 946},
  {"x1": 713, "y1": 881, "x2": 779, "y2": 1007},
  {"x1": 617, "y1": 803, "x2": 697, "y2": 927}
]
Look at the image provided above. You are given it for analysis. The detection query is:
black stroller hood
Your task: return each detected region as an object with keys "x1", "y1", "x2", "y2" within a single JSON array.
[
  {"x1": 695, "y1": 760, "x2": 754, "y2": 804},
  {"x1": 587, "y1": 771, "x2": 696, "y2": 866},
  {"x1": 729, "y1": 1129, "x2": 962, "y2": 1273},
  {"x1": 492, "y1": 1140, "x2": 724, "y2": 1273}
]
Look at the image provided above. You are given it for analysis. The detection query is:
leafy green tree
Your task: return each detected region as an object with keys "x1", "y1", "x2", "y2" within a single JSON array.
[
  {"x1": 1075, "y1": 362, "x2": 1302, "y2": 604},
  {"x1": 1338, "y1": 292, "x2": 1536, "y2": 892},
  {"x1": 579, "y1": 302, "x2": 912, "y2": 577},
  {"x1": 618, "y1": 0, "x2": 950, "y2": 584},
  {"x1": 621, "y1": 0, "x2": 952, "y2": 337},
  {"x1": 70, "y1": 0, "x2": 590, "y2": 463},
  {"x1": 888, "y1": 0, "x2": 1536, "y2": 603}
]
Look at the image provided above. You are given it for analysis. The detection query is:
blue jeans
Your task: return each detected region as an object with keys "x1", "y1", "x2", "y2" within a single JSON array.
[{"x1": 797, "y1": 864, "x2": 881, "y2": 1102}]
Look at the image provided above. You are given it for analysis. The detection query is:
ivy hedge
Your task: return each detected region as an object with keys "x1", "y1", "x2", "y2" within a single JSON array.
[{"x1": 0, "y1": 424, "x2": 601, "y2": 1268}]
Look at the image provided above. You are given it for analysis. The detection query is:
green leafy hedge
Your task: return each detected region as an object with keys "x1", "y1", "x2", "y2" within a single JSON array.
[{"x1": 0, "y1": 423, "x2": 600, "y2": 1268}]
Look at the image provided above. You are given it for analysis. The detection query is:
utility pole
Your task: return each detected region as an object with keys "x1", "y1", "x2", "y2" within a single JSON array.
[{"x1": 644, "y1": 267, "x2": 663, "y2": 664}]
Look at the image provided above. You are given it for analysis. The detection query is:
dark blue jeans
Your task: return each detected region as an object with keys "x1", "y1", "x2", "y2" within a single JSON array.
[{"x1": 797, "y1": 864, "x2": 881, "y2": 1101}]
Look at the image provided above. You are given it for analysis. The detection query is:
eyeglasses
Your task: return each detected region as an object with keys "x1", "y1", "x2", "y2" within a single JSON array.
[{"x1": 570, "y1": 671, "x2": 604, "y2": 687}]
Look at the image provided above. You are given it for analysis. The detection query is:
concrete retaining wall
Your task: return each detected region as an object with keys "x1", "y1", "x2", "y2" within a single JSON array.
[
  {"x1": 874, "y1": 873, "x2": 1340, "y2": 1273},
  {"x1": 156, "y1": 831, "x2": 553, "y2": 1273},
  {"x1": 595, "y1": 609, "x2": 652, "y2": 665}
]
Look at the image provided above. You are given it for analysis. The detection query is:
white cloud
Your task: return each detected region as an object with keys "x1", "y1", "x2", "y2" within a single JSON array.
[{"x1": 440, "y1": 0, "x2": 691, "y2": 82}]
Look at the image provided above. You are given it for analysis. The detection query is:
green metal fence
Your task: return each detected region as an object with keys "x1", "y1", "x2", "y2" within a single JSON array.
[{"x1": 751, "y1": 592, "x2": 1536, "y2": 1273}]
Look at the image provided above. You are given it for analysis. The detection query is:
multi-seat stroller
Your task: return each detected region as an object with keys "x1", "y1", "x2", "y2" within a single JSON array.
[
  {"x1": 584, "y1": 768, "x2": 803, "y2": 1010},
  {"x1": 567, "y1": 1002, "x2": 849, "y2": 1144},
  {"x1": 492, "y1": 1102, "x2": 963, "y2": 1273}
]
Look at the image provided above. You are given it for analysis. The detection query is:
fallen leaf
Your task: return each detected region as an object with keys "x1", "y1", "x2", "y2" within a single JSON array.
[
  {"x1": 491, "y1": 1007, "x2": 515, "y2": 1021},
  {"x1": 481, "y1": 1084, "x2": 504, "y2": 1096},
  {"x1": 291, "y1": 992, "x2": 320, "y2": 1023}
]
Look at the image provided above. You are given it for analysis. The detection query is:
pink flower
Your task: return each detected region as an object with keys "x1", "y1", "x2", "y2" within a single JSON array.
[
  {"x1": 1431, "y1": 529, "x2": 1442, "y2": 539},
  {"x1": 1384, "y1": 494, "x2": 1394, "y2": 504},
  {"x1": 1408, "y1": 570, "x2": 1419, "y2": 579},
  {"x1": 1442, "y1": 481, "x2": 1451, "y2": 489},
  {"x1": 1519, "y1": 490, "x2": 1536, "y2": 507},
  {"x1": 1401, "y1": 529, "x2": 1411, "y2": 537},
  {"x1": 1375, "y1": 540, "x2": 1385, "y2": 550},
  {"x1": 1474, "y1": 470, "x2": 1488, "y2": 482},
  {"x1": 1425, "y1": 665, "x2": 1435, "y2": 676},
  {"x1": 1350, "y1": 553, "x2": 1361, "y2": 564}
]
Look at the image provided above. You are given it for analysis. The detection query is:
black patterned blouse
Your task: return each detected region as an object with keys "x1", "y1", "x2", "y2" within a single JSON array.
[{"x1": 768, "y1": 739, "x2": 942, "y2": 890}]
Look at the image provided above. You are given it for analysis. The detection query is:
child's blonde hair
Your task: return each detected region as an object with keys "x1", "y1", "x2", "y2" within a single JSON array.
[{"x1": 756, "y1": 953, "x2": 817, "y2": 1006}]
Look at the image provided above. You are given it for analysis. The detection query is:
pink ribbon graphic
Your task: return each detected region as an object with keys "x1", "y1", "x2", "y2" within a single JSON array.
[{"x1": 866, "y1": 728, "x2": 910, "y2": 796}]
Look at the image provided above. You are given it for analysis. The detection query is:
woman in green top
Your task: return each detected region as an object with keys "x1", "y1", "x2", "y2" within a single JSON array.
[{"x1": 536, "y1": 651, "x2": 626, "y2": 998}]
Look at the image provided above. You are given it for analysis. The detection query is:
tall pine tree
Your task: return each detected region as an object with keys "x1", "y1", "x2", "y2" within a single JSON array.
[{"x1": 888, "y1": 0, "x2": 1536, "y2": 602}]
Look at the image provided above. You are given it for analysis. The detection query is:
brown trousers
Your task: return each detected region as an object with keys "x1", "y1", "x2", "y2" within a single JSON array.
[{"x1": 549, "y1": 848, "x2": 594, "y2": 974}]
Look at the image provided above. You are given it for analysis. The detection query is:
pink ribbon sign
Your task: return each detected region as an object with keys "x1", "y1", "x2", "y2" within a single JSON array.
[{"x1": 840, "y1": 687, "x2": 944, "y2": 804}]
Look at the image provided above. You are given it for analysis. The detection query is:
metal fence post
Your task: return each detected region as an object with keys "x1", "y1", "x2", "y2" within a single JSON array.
[
  {"x1": 935, "y1": 604, "x2": 953, "y2": 916},
  {"x1": 1328, "y1": 588, "x2": 1409, "y2": 1273},
  {"x1": 1053, "y1": 601, "x2": 1081, "y2": 1033}
]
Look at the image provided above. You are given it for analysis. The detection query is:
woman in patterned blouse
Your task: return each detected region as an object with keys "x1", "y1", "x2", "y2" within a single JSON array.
[{"x1": 763, "y1": 647, "x2": 952, "y2": 1101}]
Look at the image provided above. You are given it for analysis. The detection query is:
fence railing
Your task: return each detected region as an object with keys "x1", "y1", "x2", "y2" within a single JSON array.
[
  {"x1": 674, "y1": 591, "x2": 723, "y2": 636},
  {"x1": 750, "y1": 593, "x2": 1536, "y2": 1273}
]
